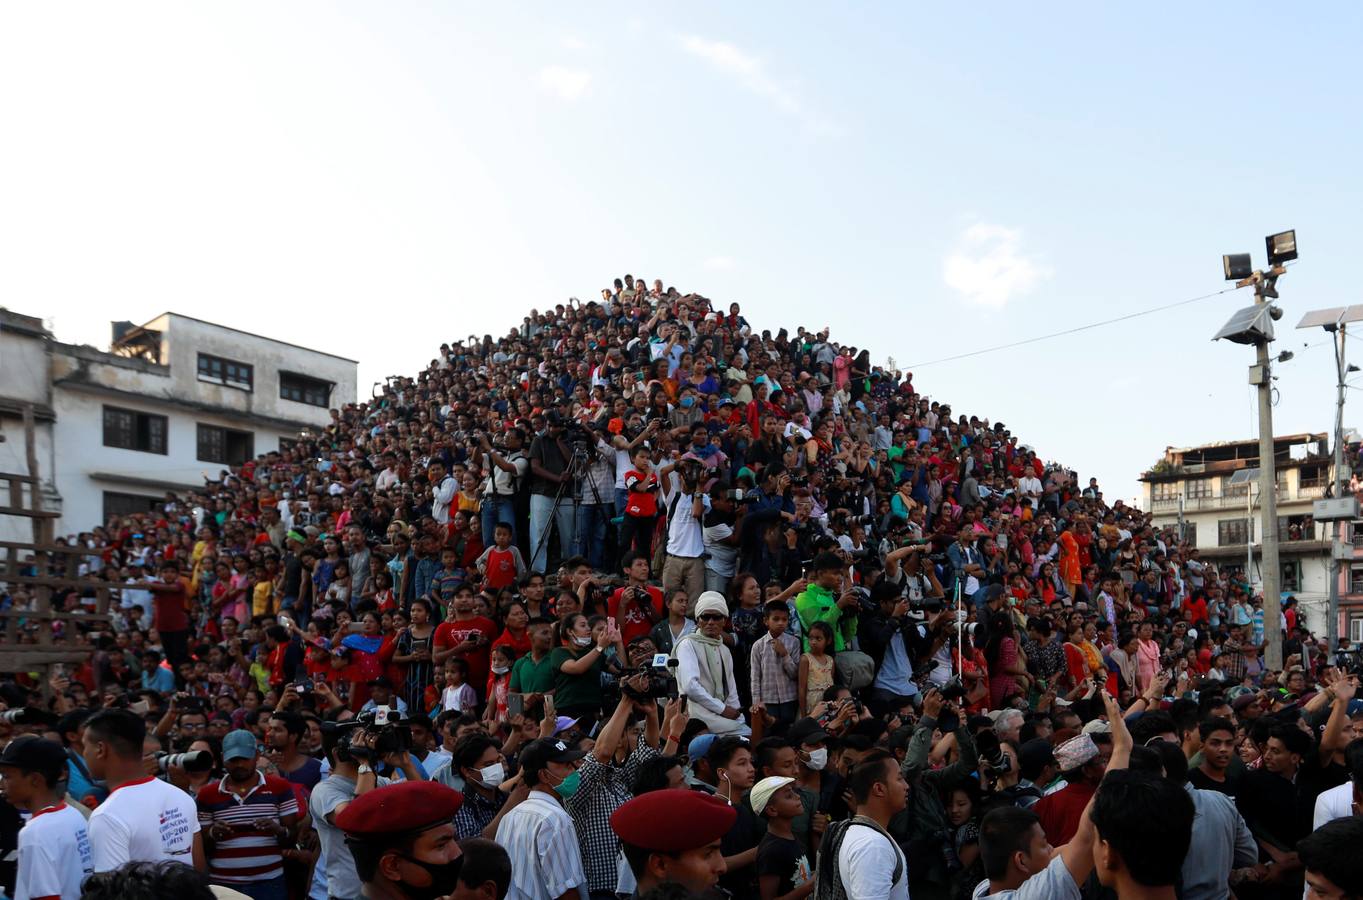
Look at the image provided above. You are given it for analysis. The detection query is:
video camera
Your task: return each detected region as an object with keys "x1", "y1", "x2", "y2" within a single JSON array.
[
  {"x1": 335, "y1": 705, "x2": 412, "y2": 763},
  {"x1": 619, "y1": 653, "x2": 680, "y2": 701}
]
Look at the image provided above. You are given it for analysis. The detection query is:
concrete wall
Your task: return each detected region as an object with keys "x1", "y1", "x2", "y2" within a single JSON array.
[{"x1": 0, "y1": 312, "x2": 57, "y2": 543}]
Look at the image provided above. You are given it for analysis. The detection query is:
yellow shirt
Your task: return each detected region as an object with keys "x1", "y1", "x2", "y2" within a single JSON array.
[{"x1": 252, "y1": 581, "x2": 274, "y2": 618}]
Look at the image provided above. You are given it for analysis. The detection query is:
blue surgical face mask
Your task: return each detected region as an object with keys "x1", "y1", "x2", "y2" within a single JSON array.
[{"x1": 680, "y1": 397, "x2": 695, "y2": 408}]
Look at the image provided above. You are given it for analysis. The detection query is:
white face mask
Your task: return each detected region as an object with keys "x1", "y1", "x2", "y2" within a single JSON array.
[
  {"x1": 572, "y1": 635, "x2": 592, "y2": 648},
  {"x1": 490, "y1": 665, "x2": 510, "y2": 675},
  {"x1": 804, "y1": 747, "x2": 828, "y2": 771},
  {"x1": 477, "y1": 762, "x2": 506, "y2": 788}
]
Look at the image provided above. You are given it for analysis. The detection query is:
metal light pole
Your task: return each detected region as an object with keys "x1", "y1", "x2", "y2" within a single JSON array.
[
  {"x1": 1297, "y1": 304, "x2": 1363, "y2": 651},
  {"x1": 1216, "y1": 231, "x2": 1298, "y2": 671}
]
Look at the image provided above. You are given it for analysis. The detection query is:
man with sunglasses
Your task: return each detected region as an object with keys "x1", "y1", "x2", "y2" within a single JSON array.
[{"x1": 675, "y1": 592, "x2": 749, "y2": 737}]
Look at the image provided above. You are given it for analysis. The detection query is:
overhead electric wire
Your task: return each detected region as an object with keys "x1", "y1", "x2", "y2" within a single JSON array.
[{"x1": 905, "y1": 286, "x2": 1239, "y2": 368}]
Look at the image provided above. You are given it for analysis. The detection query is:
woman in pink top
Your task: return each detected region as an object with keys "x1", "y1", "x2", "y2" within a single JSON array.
[
  {"x1": 832, "y1": 351, "x2": 851, "y2": 390},
  {"x1": 1134, "y1": 620, "x2": 1162, "y2": 693}
]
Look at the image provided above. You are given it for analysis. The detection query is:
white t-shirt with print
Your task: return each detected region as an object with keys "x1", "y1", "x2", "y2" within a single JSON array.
[
  {"x1": 16, "y1": 803, "x2": 92, "y2": 900},
  {"x1": 838, "y1": 823, "x2": 909, "y2": 899},
  {"x1": 88, "y1": 776, "x2": 200, "y2": 872}
]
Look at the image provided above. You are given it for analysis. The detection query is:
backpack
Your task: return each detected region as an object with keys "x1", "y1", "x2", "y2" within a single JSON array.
[{"x1": 814, "y1": 816, "x2": 904, "y2": 900}]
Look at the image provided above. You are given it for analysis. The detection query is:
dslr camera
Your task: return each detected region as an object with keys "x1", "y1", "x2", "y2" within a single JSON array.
[{"x1": 157, "y1": 750, "x2": 214, "y2": 773}]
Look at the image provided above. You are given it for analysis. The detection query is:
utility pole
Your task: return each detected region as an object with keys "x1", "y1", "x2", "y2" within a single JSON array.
[
  {"x1": 1327, "y1": 324, "x2": 1348, "y2": 652},
  {"x1": 1252, "y1": 287, "x2": 1283, "y2": 670},
  {"x1": 1217, "y1": 231, "x2": 1297, "y2": 671}
]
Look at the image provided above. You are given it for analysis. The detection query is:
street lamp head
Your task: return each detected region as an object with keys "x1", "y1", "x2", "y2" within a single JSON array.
[
  {"x1": 1223, "y1": 253, "x2": 1254, "y2": 281},
  {"x1": 1266, "y1": 230, "x2": 1298, "y2": 267}
]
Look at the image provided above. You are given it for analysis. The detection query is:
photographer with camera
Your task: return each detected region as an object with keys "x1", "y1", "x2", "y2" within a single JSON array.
[
  {"x1": 887, "y1": 687, "x2": 977, "y2": 899},
  {"x1": 83, "y1": 708, "x2": 205, "y2": 873},
  {"x1": 474, "y1": 427, "x2": 528, "y2": 545},
  {"x1": 703, "y1": 481, "x2": 747, "y2": 596},
  {"x1": 309, "y1": 714, "x2": 419, "y2": 900},
  {"x1": 658, "y1": 454, "x2": 710, "y2": 608},
  {"x1": 609, "y1": 552, "x2": 664, "y2": 644},
  {"x1": 527, "y1": 411, "x2": 578, "y2": 575}
]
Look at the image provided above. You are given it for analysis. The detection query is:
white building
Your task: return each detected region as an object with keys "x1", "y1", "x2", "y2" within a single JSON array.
[
  {"x1": 0, "y1": 309, "x2": 357, "y2": 539},
  {"x1": 1139, "y1": 432, "x2": 1363, "y2": 641}
]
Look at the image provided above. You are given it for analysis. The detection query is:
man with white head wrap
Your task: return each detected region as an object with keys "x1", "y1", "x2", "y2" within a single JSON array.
[{"x1": 673, "y1": 591, "x2": 750, "y2": 736}]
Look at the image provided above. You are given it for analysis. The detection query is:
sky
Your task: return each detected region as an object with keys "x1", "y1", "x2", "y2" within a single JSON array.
[{"x1": 4, "y1": 3, "x2": 1363, "y2": 506}]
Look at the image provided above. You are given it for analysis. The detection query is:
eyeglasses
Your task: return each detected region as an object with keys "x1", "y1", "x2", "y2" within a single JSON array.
[{"x1": 698, "y1": 614, "x2": 726, "y2": 622}]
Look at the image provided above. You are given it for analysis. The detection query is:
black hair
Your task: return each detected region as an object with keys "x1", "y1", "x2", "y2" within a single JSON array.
[
  {"x1": 85, "y1": 708, "x2": 147, "y2": 759},
  {"x1": 811, "y1": 550, "x2": 843, "y2": 573},
  {"x1": 1090, "y1": 769, "x2": 1194, "y2": 887},
  {"x1": 79, "y1": 861, "x2": 216, "y2": 900},
  {"x1": 763, "y1": 599, "x2": 791, "y2": 618},
  {"x1": 270, "y1": 710, "x2": 306, "y2": 740},
  {"x1": 1128, "y1": 711, "x2": 1176, "y2": 746},
  {"x1": 1267, "y1": 723, "x2": 1312, "y2": 759},
  {"x1": 979, "y1": 805, "x2": 1041, "y2": 880},
  {"x1": 1198, "y1": 717, "x2": 1237, "y2": 742},
  {"x1": 1297, "y1": 816, "x2": 1363, "y2": 895},
  {"x1": 457, "y1": 837, "x2": 512, "y2": 898},
  {"x1": 630, "y1": 755, "x2": 684, "y2": 797},
  {"x1": 709, "y1": 735, "x2": 750, "y2": 770},
  {"x1": 753, "y1": 737, "x2": 793, "y2": 776},
  {"x1": 453, "y1": 732, "x2": 500, "y2": 772},
  {"x1": 847, "y1": 748, "x2": 896, "y2": 805}
]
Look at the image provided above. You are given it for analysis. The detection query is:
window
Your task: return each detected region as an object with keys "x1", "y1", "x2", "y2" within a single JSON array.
[
  {"x1": 1300, "y1": 464, "x2": 1327, "y2": 489},
  {"x1": 1352, "y1": 617, "x2": 1363, "y2": 643},
  {"x1": 102, "y1": 406, "x2": 167, "y2": 454},
  {"x1": 196, "y1": 424, "x2": 255, "y2": 466},
  {"x1": 1218, "y1": 518, "x2": 1252, "y2": 547},
  {"x1": 1352, "y1": 565, "x2": 1363, "y2": 595},
  {"x1": 1152, "y1": 482, "x2": 1179, "y2": 501},
  {"x1": 1185, "y1": 478, "x2": 1212, "y2": 499},
  {"x1": 1281, "y1": 560, "x2": 1302, "y2": 592},
  {"x1": 279, "y1": 372, "x2": 332, "y2": 407},
  {"x1": 103, "y1": 491, "x2": 162, "y2": 522},
  {"x1": 197, "y1": 353, "x2": 253, "y2": 390}
]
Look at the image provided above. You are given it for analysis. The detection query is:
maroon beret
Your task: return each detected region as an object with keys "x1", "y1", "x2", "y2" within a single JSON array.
[
  {"x1": 610, "y1": 788, "x2": 737, "y2": 852},
  {"x1": 334, "y1": 781, "x2": 462, "y2": 838}
]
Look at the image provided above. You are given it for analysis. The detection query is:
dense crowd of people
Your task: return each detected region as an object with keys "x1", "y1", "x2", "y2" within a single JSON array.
[{"x1": 2, "y1": 274, "x2": 1363, "y2": 900}]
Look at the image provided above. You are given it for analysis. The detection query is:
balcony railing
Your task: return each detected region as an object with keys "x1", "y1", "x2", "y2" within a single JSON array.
[{"x1": 1150, "y1": 484, "x2": 1326, "y2": 512}]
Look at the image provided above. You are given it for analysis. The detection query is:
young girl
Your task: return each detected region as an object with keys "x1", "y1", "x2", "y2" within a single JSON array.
[
  {"x1": 393, "y1": 598, "x2": 435, "y2": 711},
  {"x1": 648, "y1": 590, "x2": 695, "y2": 655},
  {"x1": 485, "y1": 646, "x2": 514, "y2": 724},
  {"x1": 324, "y1": 560, "x2": 351, "y2": 608},
  {"x1": 437, "y1": 658, "x2": 477, "y2": 714},
  {"x1": 798, "y1": 621, "x2": 836, "y2": 717},
  {"x1": 372, "y1": 571, "x2": 396, "y2": 612}
]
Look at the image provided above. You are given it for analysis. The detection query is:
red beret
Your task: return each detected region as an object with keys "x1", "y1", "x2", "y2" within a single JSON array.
[
  {"x1": 334, "y1": 781, "x2": 462, "y2": 838},
  {"x1": 610, "y1": 788, "x2": 736, "y2": 853}
]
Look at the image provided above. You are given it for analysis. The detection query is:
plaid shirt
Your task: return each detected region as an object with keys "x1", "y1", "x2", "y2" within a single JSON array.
[
  {"x1": 452, "y1": 784, "x2": 505, "y2": 841},
  {"x1": 749, "y1": 631, "x2": 801, "y2": 705},
  {"x1": 564, "y1": 736, "x2": 658, "y2": 893}
]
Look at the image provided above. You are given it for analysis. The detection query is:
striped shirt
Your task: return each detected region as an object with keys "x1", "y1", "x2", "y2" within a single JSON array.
[
  {"x1": 493, "y1": 790, "x2": 586, "y2": 900},
  {"x1": 196, "y1": 772, "x2": 299, "y2": 885},
  {"x1": 749, "y1": 631, "x2": 801, "y2": 705}
]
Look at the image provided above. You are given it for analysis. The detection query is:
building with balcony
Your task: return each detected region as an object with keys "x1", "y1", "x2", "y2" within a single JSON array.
[
  {"x1": 0, "y1": 309, "x2": 357, "y2": 540},
  {"x1": 1138, "y1": 432, "x2": 1363, "y2": 640}
]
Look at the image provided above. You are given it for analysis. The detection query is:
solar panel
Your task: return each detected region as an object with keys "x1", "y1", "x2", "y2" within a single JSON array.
[
  {"x1": 1213, "y1": 305, "x2": 1274, "y2": 344},
  {"x1": 1296, "y1": 305, "x2": 1363, "y2": 329},
  {"x1": 1228, "y1": 468, "x2": 1259, "y2": 485}
]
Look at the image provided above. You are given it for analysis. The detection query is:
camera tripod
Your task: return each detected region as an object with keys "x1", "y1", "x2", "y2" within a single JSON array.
[{"x1": 531, "y1": 441, "x2": 611, "y2": 572}]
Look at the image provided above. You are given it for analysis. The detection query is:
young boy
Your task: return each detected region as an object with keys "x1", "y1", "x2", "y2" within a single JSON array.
[
  {"x1": 0, "y1": 737, "x2": 93, "y2": 900},
  {"x1": 752, "y1": 775, "x2": 815, "y2": 900},
  {"x1": 750, "y1": 600, "x2": 801, "y2": 727},
  {"x1": 475, "y1": 522, "x2": 526, "y2": 591},
  {"x1": 430, "y1": 546, "x2": 465, "y2": 613},
  {"x1": 619, "y1": 445, "x2": 660, "y2": 563},
  {"x1": 609, "y1": 552, "x2": 664, "y2": 644},
  {"x1": 794, "y1": 551, "x2": 857, "y2": 652}
]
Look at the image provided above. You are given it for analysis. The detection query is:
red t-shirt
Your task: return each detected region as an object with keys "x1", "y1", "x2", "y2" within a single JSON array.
[
  {"x1": 151, "y1": 578, "x2": 190, "y2": 632},
  {"x1": 1034, "y1": 781, "x2": 1097, "y2": 846},
  {"x1": 482, "y1": 548, "x2": 520, "y2": 590},
  {"x1": 608, "y1": 585, "x2": 664, "y2": 643},
  {"x1": 434, "y1": 616, "x2": 498, "y2": 695},
  {"x1": 623, "y1": 470, "x2": 658, "y2": 517}
]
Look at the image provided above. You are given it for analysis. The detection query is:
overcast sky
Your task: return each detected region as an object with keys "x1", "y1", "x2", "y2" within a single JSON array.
[{"x1": 4, "y1": 3, "x2": 1363, "y2": 504}]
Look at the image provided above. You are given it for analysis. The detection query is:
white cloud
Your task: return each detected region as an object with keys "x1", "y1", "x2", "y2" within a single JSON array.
[
  {"x1": 560, "y1": 35, "x2": 588, "y2": 51},
  {"x1": 538, "y1": 65, "x2": 591, "y2": 100},
  {"x1": 703, "y1": 255, "x2": 736, "y2": 271},
  {"x1": 677, "y1": 34, "x2": 837, "y2": 135},
  {"x1": 942, "y1": 224, "x2": 1051, "y2": 308}
]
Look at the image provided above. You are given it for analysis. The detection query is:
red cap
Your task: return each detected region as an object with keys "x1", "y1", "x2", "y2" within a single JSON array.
[
  {"x1": 610, "y1": 788, "x2": 736, "y2": 852},
  {"x1": 334, "y1": 781, "x2": 462, "y2": 838}
]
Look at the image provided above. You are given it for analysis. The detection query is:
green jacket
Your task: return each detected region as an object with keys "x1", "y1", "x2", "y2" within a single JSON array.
[{"x1": 794, "y1": 583, "x2": 858, "y2": 652}]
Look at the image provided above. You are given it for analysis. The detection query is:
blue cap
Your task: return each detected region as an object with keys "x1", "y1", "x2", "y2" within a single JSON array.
[
  {"x1": 687, "y1": 733, "x2": 718, "y2": 761},
  {"x1": 222, "y1": 730, "x2": 258, "y2": 762},
  {"x1": 1348, "y1": 699, "x2": 1363, "y2": 718}
]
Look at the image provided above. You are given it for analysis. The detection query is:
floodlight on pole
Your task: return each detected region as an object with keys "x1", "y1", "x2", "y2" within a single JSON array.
[
  {"x1": 1296, "y1": 303, "x2": 1363, "y2": 654},
  {"x1": 1213, "y1": 229, "x2": 1298, "y2": 671}
]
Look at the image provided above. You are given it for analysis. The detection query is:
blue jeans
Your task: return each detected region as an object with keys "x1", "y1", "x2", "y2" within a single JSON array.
[
  {"x1": 615, "y1": 488, "x2": 631, "y2": 518},
  {"x1": 225, "y1": 876, "x2": 287, "y2": 900},
  {"x1": 481, "y1": 496, "x2": 518, "y2": 545},
  {"x1": 574, "y1": 502, "x2": 614, "y2": 570},
  {"x1": 529, "y1": 493, "x2": 576, "y2": 573}
]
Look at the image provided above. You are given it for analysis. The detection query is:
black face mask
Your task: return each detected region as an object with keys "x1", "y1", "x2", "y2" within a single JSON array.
[{"x1": 396, "y1": 853, "x2": 463, "y2": 900}]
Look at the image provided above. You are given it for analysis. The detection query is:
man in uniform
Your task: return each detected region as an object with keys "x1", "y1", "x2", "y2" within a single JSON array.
[
  {"x1": 610, "y1": 787, "x2": 736, "y2": 897},
  {"x1": 334, "y1": 780, "x2": 464, "y2": 900}
]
